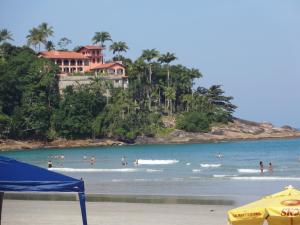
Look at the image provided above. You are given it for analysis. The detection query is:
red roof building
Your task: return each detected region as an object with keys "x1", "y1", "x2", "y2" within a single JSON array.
[{"x1": 39, "y1": 45, "x2": 128, "y2": 89}]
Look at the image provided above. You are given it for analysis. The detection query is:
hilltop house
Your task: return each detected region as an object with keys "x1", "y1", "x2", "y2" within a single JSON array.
[{"x1": 39, "y1": 45, "x2": 128, "y2": 90}]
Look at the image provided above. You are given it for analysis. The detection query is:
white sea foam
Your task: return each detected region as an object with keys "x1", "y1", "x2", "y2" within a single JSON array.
[
  {"x1": 237, "y1": 169, "x2": 261, "y2": 174},
  {"x1": 137, "y1": 159, "x2": 179, "y2": 165},
  {"x1": 200, "y1": 164, "x2": 221, "y2": 168},
  {"x1": 231, "y1": 177, "x2": 300, "y2": 181},
  {"x1": 146, "y1": 169, "x2": 163, "y2": 173},
  {"x1": 213, "y1": 174, "x2": 237, "y2": 178},
  {"x1": 49, "y1": 168, "x2": 139, "y2": 173},
  {"x1": 186, "y1": 163, "x2": 191, "y2": 166},
  {"x1": 192, "y1": 169, "x2": 202, "y2": 173}
]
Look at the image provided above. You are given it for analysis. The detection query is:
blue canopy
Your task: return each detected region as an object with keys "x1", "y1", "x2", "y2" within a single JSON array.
[{"x1": 0, "y1": 156, "x2": 88, "y2": 225}]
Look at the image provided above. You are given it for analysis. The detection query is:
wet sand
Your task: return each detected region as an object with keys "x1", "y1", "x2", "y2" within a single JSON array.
[{"x1": 2, "y1": 200, "x2": 232, "y2": 225}]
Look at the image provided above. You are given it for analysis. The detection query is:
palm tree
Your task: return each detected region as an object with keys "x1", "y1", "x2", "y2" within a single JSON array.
[
  {"x1": 27, "y1": 23, "x2": 54, "y2": 51},
  {"x1": 58, "y1": 37, "x2": 72, "y2": 50},
  {"x1": 0, "y1": 29, "x2": 14, "y2": 43},
  {"x1": 45, "y1": 41, "x2": 55, "y2": 51},
  {"x1": 92, "y1": 32, "x2": 112, "y2": 48},
  {"x1": 164, "y1": 86, "x2": 176, "y2": 114},
  {"x1": 38, "y1": 22, "x2": 54, "y2": 39},
  {"x1": 158, "y1": 52, "x2": 177, "y2": 87},
  {"x1": 140, "y1": 49, "x2": 160, "y2": 111},
  {"x1": 141, "y1": 49, "x2": 160, "y2": 84},
  {"x1": 109, "y1": 41, "x2": 129, "y2": 60},
  {"x1": 27, "y1": 28, "x2": 43, "y2": 51},
  {"x1": 182, "y1": 94, "x2": 193, "y2": 112}
]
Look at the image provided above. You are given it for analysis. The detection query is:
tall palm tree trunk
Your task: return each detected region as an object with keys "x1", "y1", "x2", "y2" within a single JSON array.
[
  {"x1": 148, "y1": 65, "x2": 152, "y2": 111},
  {"x1": 149, "y1": 65, "x2": 152, "y2": 84},
  {"x1": 167, "y1": 64, "x2": 170, "y2": 87}
]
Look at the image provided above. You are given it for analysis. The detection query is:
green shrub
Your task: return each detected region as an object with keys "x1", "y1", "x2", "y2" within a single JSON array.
[{"x1": 176, "y1": 112, "x2": 210, "y2": 132}]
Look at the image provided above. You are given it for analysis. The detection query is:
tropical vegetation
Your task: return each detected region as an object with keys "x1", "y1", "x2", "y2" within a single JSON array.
[{"x1": 0, "y1": 26, "x2": 237, "y2": 142}]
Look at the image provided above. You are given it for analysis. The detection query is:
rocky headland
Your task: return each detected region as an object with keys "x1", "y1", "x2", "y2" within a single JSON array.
[{"x1": 135, "y1": 118, "x2": 300, "y2": 144}]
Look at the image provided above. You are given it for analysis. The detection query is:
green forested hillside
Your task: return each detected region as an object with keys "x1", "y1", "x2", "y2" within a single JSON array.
[{"x1": 0, "y1": 36, "x2": 236, "y2": 142}]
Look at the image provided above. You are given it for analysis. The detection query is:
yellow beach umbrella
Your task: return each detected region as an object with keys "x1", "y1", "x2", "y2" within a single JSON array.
[{"x1": 228, "y1": 185, "x2": 300, "y2": 225}]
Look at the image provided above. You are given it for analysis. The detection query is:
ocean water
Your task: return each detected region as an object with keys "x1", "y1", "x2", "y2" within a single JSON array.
[{"x1": 1, "y1": 138, "x2": 300, "y2": 204}]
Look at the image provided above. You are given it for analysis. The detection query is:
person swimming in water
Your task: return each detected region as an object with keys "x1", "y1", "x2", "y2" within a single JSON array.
[{"x1": 216, "y1": 152, "x2": 223, "y2": 158}]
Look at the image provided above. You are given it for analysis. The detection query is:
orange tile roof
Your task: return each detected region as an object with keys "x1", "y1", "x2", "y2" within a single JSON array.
[
  {"x1": 90, "y1": 62, "x2": 124, "y2": 70},
  {"x1": 40, "y1": 51, "x2": 88, "y2": 59},
  {"x1": 80, "y1": 45, "x2": 103, "y2": 50}
]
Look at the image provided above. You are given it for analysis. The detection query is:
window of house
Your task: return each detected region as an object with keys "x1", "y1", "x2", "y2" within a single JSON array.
[
  {"x1": 56, "y1": 59, "x2": 62, "y2": 65},
  {"x1": 92, "y1": 59, "x2": 95, "y2": 63},
  {"x1": 78, "y1": 67, "x2": 83, "y2": 72},
  {"x1": 63, "y1": 60, "x2": 69, "y2": 66},
  {"x1": 70, "y1": 67, "x2": 76, "y2": 73},
  {"x1": 117, "y1": 69, "x2": 123, "y2": 75},
  {"x1": 77, "y1": 60, "x2": 82, "y2": 66},
  {"x1": 70, "y1": 60, "x2": 76, "y2": 66},
  {"x1": 97, "y1": 59, "x2": 100, "y2": 63},
  {"x1": 63, "y1": 67, "x2": 69, "y2": 73},
  {"x1": 84, "y1": 60, "x2": 89, "y2": 66},
  {"x1": 108, "y1": 69, "x2": 115, "y2": 74}
]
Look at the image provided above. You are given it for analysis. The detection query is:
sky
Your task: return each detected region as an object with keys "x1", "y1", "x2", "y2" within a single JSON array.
[{"x1": 0, "y1": 0, "x2": 299, "y2": 127}]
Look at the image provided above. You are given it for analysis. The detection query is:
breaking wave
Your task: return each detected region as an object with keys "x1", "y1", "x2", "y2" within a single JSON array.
[
  {"x1": 192, "y1": 169, "x2": 202, "y2": 173},
  {"x1": 238, "y1": 169, "x2": 261, "y2": 173},
  {"x1": 137, "y1": 159, "x2": 179, "y2": 165},
  {"x1": 200, "y1": 164, "x2": 221, "y2": 168},
  {"x1": 231, "y1": 177, "x2": 300, "y2": 181},
  {"x1": 146, "y1": 169, "x2": 163, "y2": 172},
  {"x1": 213, "y1": 174, "x2": 237, "y2": 178}
]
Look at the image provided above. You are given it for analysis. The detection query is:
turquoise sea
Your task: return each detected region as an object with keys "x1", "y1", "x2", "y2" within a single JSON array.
[{"x1": 1, "y1": 138, "x2": 300, "y2": 204}]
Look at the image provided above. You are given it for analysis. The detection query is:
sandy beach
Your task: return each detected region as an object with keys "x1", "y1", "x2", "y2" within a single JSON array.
[{"x1": 2, "y1": 200, "x2": 231, "y2": 225}]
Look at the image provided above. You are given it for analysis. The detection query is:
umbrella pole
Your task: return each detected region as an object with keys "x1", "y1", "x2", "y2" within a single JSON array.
[{"x1": 0, "y1": 192, "x2": 4, "y2": 225}]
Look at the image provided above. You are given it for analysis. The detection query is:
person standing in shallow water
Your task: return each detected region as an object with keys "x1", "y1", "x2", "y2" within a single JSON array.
[
  {"x1": 90, "y1": 156, "x2": 96, "y2": 165},
  {"x1": 268, "y1": 162, "x2": 273, "y2": 173},
  {"x1": 259, "y1": 161, "x2": 264, "y2": 173}
]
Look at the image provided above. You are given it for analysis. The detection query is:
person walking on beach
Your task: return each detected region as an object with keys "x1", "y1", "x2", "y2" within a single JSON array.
[
  {"x1": 259, "y1": 161, "x2": 264, "y2": 173},
  {"x1": 268, "y1": 162, "x2": 273, "y2": 173}
]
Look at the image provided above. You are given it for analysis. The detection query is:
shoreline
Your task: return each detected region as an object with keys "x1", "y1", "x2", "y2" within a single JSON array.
[
  {"x1": 3, "y1": 192, "x2": 234, "y2": 205},
  {"x1": 1, "y1": 133, "x2": 300, "y2": 152},
  {"x1": 1, "y1": 119, "x2": 299, "y2": 151}
]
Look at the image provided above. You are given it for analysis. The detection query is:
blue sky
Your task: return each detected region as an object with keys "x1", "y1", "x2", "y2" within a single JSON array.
[{"x1": 1, "y1": 0, "x2": 299, "y2": 127}]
